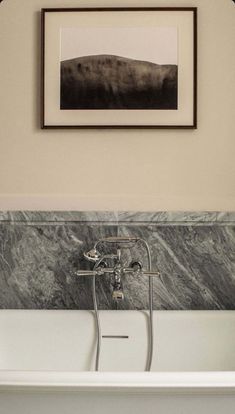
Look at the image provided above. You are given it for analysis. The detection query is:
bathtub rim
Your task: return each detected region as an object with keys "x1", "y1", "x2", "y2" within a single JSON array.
[{"x1": 0, "y1": 371, "x2": 235, "y2": 394}]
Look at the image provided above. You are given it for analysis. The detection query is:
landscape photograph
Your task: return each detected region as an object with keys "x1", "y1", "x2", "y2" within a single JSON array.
[{"x1": 60, "y1": 27, "x2": 178, "y2": 110}]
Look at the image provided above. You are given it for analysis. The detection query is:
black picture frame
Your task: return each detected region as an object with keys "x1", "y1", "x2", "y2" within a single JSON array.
[{"x1": 41, "y1": 7, "x2": 197, "y2": 129}]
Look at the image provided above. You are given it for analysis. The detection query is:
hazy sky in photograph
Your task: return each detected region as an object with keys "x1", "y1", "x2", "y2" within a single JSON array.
[{"x1": 60, "y1": 27, "x2": 177, "y2": 64}]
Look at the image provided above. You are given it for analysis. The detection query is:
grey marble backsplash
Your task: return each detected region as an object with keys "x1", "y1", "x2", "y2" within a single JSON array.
[{"x1": 0, "y1": 211, "x2": 234, "y2": 310}]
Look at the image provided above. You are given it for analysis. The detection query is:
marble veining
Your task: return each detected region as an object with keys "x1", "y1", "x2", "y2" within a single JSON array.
[{"x1": 0, "y1": 212, "x2": 234, "y2": 310}]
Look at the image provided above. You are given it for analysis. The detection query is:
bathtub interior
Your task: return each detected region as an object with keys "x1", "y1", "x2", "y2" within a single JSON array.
[{"x1": 0, "y1": 310, "x2": 235, "y2": 372}]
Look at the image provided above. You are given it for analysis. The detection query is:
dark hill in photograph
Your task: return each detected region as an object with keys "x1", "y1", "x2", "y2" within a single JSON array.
[{"x1": 60, "y1": 54, "x2": 177, "y2": 110}]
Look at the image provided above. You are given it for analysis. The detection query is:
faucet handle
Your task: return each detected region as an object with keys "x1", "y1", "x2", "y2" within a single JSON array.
[
  {"x1": 75, "y1": 268, "x2": 107, "y2": 277},
  {"x1": 74, "y1": 267, "x2": 115, "y2": 277},
  {"x1": 74, "y1": 270, "x2": 97, "y2": 277},
  {"x1": 122, "y1": 268, "x2": 161, "y2": 278}
]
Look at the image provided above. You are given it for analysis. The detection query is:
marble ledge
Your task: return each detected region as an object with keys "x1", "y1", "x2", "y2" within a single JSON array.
[
  {"x1": 0, "y1": 211, "x2": 118, "y2": 224},
  {"x1": 0, "y1": 211, "x2": 234, "y2": 225}
]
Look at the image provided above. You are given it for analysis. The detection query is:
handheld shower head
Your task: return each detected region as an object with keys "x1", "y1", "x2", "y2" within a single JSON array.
[
  {"x1": 99, "y1": 236, "x2": 139, "y2": 244},
  {"x1": 84, "y1": 237, "x2": 139, "y2": 263},
  {"x1": 83, "y1": 248, "x2": 101, "y2": 262}
]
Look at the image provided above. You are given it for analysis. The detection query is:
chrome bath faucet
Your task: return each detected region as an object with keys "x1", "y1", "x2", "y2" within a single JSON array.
[{"x1": 74, "y1": 236, "x2": 161, "y2": 372}]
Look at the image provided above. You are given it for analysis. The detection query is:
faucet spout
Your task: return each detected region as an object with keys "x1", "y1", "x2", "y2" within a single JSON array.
[{"x1": 112, "y1": 262, "x2": 124, "y2": 301}]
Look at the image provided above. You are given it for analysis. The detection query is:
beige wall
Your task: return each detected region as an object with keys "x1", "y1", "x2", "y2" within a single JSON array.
[{"x1": 0, "y1": 0, "x2": 234, "y2": 211}]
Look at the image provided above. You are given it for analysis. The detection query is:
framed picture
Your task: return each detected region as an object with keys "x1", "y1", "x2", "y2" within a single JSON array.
[{"x1": 41, "y1": 7, "x2": 197, "y2": 129}]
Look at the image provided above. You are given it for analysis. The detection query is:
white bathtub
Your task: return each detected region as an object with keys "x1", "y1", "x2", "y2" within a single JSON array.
[{"x1": 0, "y1": 310, "x2": 235, "y2": 414}]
